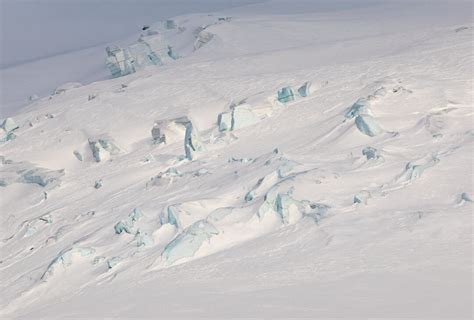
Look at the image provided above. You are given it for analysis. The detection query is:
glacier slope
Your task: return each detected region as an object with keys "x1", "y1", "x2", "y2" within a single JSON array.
[{"x1": 0, "y1": 0, "x2": 473, "y2": 318}]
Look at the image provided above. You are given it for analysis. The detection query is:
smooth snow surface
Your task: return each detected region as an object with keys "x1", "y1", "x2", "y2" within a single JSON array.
[{"x1": 0, "y1": 0, "x2": 473, "y2": 318}]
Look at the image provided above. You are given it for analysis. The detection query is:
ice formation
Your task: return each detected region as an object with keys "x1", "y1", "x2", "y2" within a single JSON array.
[
  {"x1": 354, "y1": 190, "x2": 372, "y2": 204},
  {"x1": 362, "y1": 146, "x2": 380, "y2": 160},
  {"x1": 0, "y1": 118, "x2": 19, "y2": 142},
  {"x1": 194, "y1": 31, "x2": 214, "y2": 51},
  {"x1": 297, "y1": 81, "x2": 312, "y2": 97},
  {"x1": 114, "y1": 208, "x2": 142, "y2": 234},
  {"x1": 41, "y1": 247, "x2": 96, "y2": 280},
  {"x1": 161, "y1": 220, "x2": 219, "y2": 264},
  {"x1": 88, "y1": 137, "x2": 120, "y2": 162},
  {"x1": 345, "y1": 98, "x2": 373, "y2": 119},
  {"x1": 355, "y1": 114, "x2": 384, "y2": 137},
  {"x1": 277, "y1": 87, "x2": 295, "y2": 103},
  {"x1": 218, "y1": 104, "x2": 259, "y2": 132},
  {"x1": 105, "y1": 35, "x2": 169, "y2": 78}
]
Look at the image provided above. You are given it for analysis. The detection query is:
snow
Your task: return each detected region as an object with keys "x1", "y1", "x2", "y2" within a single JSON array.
[{"x1": 0, "y1": 0, "x2": 473, "y2": 318}]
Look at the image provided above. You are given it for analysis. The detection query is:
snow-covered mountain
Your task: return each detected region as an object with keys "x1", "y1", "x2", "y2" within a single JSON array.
[{"x1": 1, "y1": 0, "x2": 473, "y2": 318}]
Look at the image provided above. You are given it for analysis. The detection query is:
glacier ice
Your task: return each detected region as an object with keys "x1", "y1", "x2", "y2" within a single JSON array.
[
  {"x1": 166, "y1": 19, "x2": 177, "y2": 29},
  {"x1": 149, "y1": 167, "x2": 182, "y2": 187},
  {"x1": 114, "y1": 208, "x2": 142, "y2": 234},
  {"x1": 354, "y1": 190, "x2": 371, "y2": 204},
  {"x1": 162, "y1": 220, "x2": 218, "y2": 264},
  {"x1": 94, "y1": 179, "x2": 103, "y2": 189},
  {"x1": 362, "y1": 146, "x2": 379, "y2": 160},
  {"x1": 167, "y1": 46, "x2": 179, "y2": 60},
  {"x1": 0, "y1": 118, "x2": 19, "y2": 143},
  {"x1": 20, "y1": 168, "x2": 65, "y2": 188},
  {"x1": 194, "y1": 31, "x2": 214, "y2": 51},
  {"x1": 107, "y1": 256, "x2": 122, "y2": 269},
  {"x1": 73, "y1": 150, "x2": 83, "y2": 161},
  {"x1": 106, "y1": 34, "x2": 168, "y2": 78},
  {"x1": 184, "y1": 121, "x2": 204, "y2": 160},
  {"x1": 231, "y1": 104, "x2": 260, "y2": 130},
  {"x1": 355, "y1": 114, "x2": 384, "y2": 137},
  {"x1": 217, "y1": 112, "x2": 232, "y2": 132},
  {"x1": 88, "y1": 137, "x2": 120, "y2": 162},
  {"x1": 218, "y1": 104, "x2": 259, "y2": 132},
  {"x1": 297, "y1": 81, "x2": 311, "y2": 97},
  {"x1": 256, "y1": 186, "x2": 318, "y2": 224},
  {"x1": 1, "y1": 118, "x2": 19, "y2": 133},
  {"x1": 345, "y1": 98, "x2": 373, "y2": 119},
  {"x1": 42, "y1": 247, "x2": 95, "y2": 280},
  {"x1": 277, "y1": 87, "x2": 295, "y2": 103},
  {"x1": 151, "y1": 123, "x2": 166, "y2": 144}
]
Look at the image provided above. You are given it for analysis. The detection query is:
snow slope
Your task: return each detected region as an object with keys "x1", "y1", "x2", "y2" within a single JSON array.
[{"x1": 1, "y1": 0, "x2": 473, "y2": 318}]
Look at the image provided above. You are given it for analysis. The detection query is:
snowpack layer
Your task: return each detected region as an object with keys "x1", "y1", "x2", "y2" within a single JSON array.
[{"x1": 0, "y1": 0, "x2": 473, "y2": 318}]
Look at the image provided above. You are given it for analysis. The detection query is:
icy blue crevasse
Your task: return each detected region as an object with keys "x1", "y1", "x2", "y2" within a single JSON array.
[
  {"x1": 345, "y1": 98, "x2": 373, "y2": 119},
  {"x1": 73, "y1": 150, "x2": 83, "y2": 161},
  {"x1": 162, "y1": 220, "x2": 219, "y2": 264},
  {"x1": 105, "y1": 45, "x2": 136, "y2": 78},
  {"x1": 42, "y1": 247, "x2": 95, "y2": 280},
  {"x1": 297, "y1": 81, "x2": 311, "y2": 97},
  {"x1": 362, "y1": 146, "x2": 379, "y2": 160},
  {"x1": 277, "y1": 87, "x2": 295, "y2": 103},
  {"x1": 355, "y1": 114, "x2": 384, "y2": 137}
]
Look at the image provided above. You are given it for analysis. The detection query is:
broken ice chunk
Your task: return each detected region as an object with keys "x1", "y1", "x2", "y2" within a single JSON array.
[
  {"x1": 362, "y1": 146, "x2": 379, "y2": 160},
  {"x1": 94, "y1": 179, "x2": 103, "y2": 189},
  {"x1": 305, "y1": 203, "x2": 329, "y2": 222},
  {"x1": 277, "y1": 87, "x2": 295, "y2": 103},
  {"x1": 345, "y1": 98, "x2": 373, "y2": 119},
  {"x1": 217, "y1": 111, "x2": 232, "y2": 132},
  {"x1": 73, "y1": 150, "x2": 83, "y2": 161},
  {"x1": 297, "y1": 82, "x2": 311, "y2": 97},
  {"x1": 184, "y1": 121, "x2": 204, "y2": 160},
  {"x1": 167, "y1": 45, "x2": 179, "y2": 60},
  {"x1": 194, "y1": 31, "x2": 214, "y2": 51},
  {"x1": 355, "y1": 115, "x2": 384, "y2": 137},
  {"x1": 114, "y1": 221, "x2": 133, "y2": 234},
  {"x1": 162, "y1": 220, "x2": 218, "y2": 264},
  {"x1": 354, "y1": 190, "x2": 371, "y2": 204},
  {"x1": 107, "y1": 256, "x2": 122, "y2": 269}
]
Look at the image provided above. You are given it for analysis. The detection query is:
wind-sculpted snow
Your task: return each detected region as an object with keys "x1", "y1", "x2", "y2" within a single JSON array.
[{"x1": 0, "y1": 4, "x2": 472, "y2": 318}]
